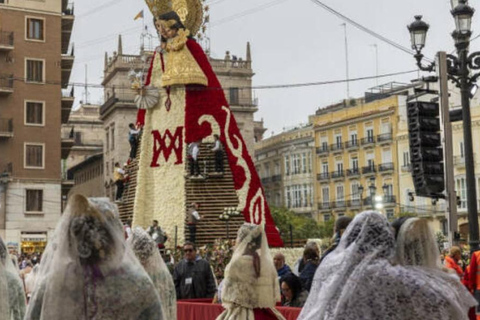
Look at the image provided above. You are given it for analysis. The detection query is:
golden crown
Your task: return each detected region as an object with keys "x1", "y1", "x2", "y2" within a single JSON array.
[{"x1": 145, "y1": 0, "x2": 204, "y2": 35}]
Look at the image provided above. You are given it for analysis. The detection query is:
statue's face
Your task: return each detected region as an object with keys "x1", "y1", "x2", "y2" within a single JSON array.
[{"x1": 155, "y1": 20, "x2": 178, "y2": 39}]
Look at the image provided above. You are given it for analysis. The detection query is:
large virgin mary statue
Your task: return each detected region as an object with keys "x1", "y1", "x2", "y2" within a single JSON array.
[{"x1": 133, "y1": 0, "x2": 283, "y2": 246}]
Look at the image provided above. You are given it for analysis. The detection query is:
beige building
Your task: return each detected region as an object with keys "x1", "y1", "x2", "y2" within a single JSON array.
[
  {"x1": 310, "y1": 85, "x2": 411, "y2": 223},
  {"x1": 67, "y1": 153, "x2": 104, "y2": 198},
  {"x1": 254, "y1": 125, "x2": 316, "y2": 217},
  {"x1": 100, "y1": 37, "x2": 262, "y2": 200},
  {"x1": 62, "y1": 103, "x2": 103, "y2": 170},
  {"x1": 0, "y1": 0, "x2": 74, "y2": 254}
]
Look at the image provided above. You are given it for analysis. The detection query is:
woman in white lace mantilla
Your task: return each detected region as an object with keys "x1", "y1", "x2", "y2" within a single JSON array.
[
  {"x1": 216, "y1": 223, "x2": 286, "y2": 320},
  {"x1": 0, "y1": 236, "x2": 26, "y2": 320},
  {"x1": 127, "y1": 226, "x2": 177, "y2": 320},
  {"x1": 299, "y1": 211, "x2": 475, "y2": 320},
  {"x1": 395, "y1": 218, "x2": 476, "y2": 319},
  {"x1": 24, "y1": 195, "x2": 163, "y2": 320}
]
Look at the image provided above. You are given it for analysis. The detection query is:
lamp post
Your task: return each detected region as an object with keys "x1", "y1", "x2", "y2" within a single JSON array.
[{"x1": 408, "y1": 0, "x2": 480, "y2": 252}]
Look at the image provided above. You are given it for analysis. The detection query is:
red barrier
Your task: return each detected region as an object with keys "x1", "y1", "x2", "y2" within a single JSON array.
[{"x1": 177, "y1": 299, "x2": 301, "y2": 320}]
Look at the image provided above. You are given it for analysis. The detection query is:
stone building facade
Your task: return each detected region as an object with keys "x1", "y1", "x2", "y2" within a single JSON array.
[
  {"x1": 254, "y1": 125, "x2": 316, "y2": 217},
  {"x1": 0, "y1": 0, "x2": 74, "y2": 254}
]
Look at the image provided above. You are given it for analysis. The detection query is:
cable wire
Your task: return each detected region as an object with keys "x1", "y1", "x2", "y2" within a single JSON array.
[{"x1": 308, "y1": 0, "x2": 434, "y2": 63}]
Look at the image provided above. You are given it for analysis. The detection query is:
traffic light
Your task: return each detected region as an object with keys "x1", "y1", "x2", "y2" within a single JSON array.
[{"x1": 407, "y1": 101, "x2": 445, "y2": 196}]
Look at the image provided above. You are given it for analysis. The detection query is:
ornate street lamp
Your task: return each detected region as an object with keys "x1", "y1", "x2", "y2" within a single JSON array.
[
  {"x1": 407, "y1": 0, "x2": 480, "y2": 252},
  {"x1": 451, "y1": 0, "x2": 474, "y2": 35}
]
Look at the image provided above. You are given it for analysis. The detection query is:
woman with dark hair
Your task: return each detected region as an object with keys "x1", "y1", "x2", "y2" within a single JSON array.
[
  {"x1": 299, "y1": 246, "x2": 319, "y2": 292},
  {"x1": 280, "y1": 274, "x2": 308, "y2": 308}
]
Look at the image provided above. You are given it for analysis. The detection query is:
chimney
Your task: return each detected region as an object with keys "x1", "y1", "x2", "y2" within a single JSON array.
[{"x1": 118, "y1": 35, "x2": 123, "y2": 56}]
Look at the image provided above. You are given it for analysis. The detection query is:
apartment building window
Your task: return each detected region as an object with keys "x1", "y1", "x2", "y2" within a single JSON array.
[
  {"x1": 26, "y1": 17, "x2": 45, "y2": 41},
  {"x1": 351, "y1": 157, "x2": 359, "y2": 171},
  {"x1": 459, "y1": 141, "x2": 465, "y2": 158},
  {"x1": 26, "y1": 59, "x2": 44, "y2": 83},
  {"x1": 351, "y1": 182, "x2": 360, "y2": 200},
  {"x1": 335, "y1": 134, "x2": 342, "y2": 147},
  {"x1": 26, "y1": 189, "x2": 43, "y2": 213},
  {"x1": 456, "y1": 177, "x2": 467, "y2": 209},
  {"x1": 293, "y1": 154, "x2": 300, "y2": 174},
  {"x1": 336, "y1": 184, "x2": 344, "y2": 201},
  {"x1": 322, "y1": 186, "x2": 329, "y2": 204},
  {"x1": 336, "y1": 161, "x2": 343, "y2": 172},
  {"x1": 274, "y1": 161, "x2": 280, "y2": 175},
  {"x1": 302, "y1": 153, "x2": 307, "y2": 173},
  {"x1": 105, "y1": 131, "x2": 110, "y2": 152},
  {"x1": 350, "y1": 131, "x2": 358, "y2": 143},
  {"x1": 25, "y1": 101, "x2": 44, "y2": 125},
  {"x1": 303, "y1": 184, "x2": 308, "y2": 207},
  {"x1": 324, "y1": 214, "x2": 331, "y2": 222},
  {"x1": 286, "y1": 187, "x2": 291, "y2": 208},
  {"x1": 322, "y1": 162, "x2": 329, "y2": 174},
  {"x1": 285, "y1": 155, "x2": 290, "y2": 175},
  {"x1": 25, "y1": 143, "x2": 44, "y2": 168},
  {"x1": 110, "y1": 126, "x2": 115, "y2": 151},
  {"x1": 403, "y1": 151, "x2": 410, "y2": 167},
  {"x1": 307, "y1": 152, "x2": 312, "y2": 173},
  {"x1": 366, "y1": 127, "x2": 374, "y2": 142}
]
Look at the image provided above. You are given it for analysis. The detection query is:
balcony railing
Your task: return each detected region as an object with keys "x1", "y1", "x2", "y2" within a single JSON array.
[
  {"x1": 401, "y1": 164, "x2": 412, "y2": 172},
  {"x1": 348, "y1": 199, "x2": 362, "y2": 207},
  {"x1": 0, "y1": 118, "x2": 13, "y2": 137},
  {"x1": 377, "y1": 132, "x2": 393, "y2": 143},
  {"x1": 0, "y1": 162, "x2": 12, "y2": 180},
  {"x1": 363, "y1": 195, "x2": 396, "y2": 206},
  {"x1": 345, "y1": 139, "x2": 359, "y2": 149},
  {"x1": 261, "y1": 177, "x2": 271, "y2": 184},
  {"x1": 383, "y1": 195, "x2": 396, "y2": 204},
  {"x1": 331, "y1": 170, "x2": 345, "y2": 179},
  {"x1": 362, "y1": 165, "x2": 376, "y2": 174},
  {"x1": 346, "y1": 168, "x2": 360, "y2": 177},
  {"x1": 330, "y1": 142, "x2": 344, "y2": 152},
  {"x1": 318, "y1": 202, "x2": 331, "y2": 210},
  {"x1": 361, "y1": 136, "x2": 375, "y2": 146},
  {"x1": 317, "y1": 172, "x2": 329, "y2": 181},
  {"x1": 0, "y1": 74, "x2": 13, "y2": 90},
  {"x1": 229, "y1": 97, "x2": 258, "y2": 107},
  {"x1": 316, "y1": 145, "x2": 329, "y2": 155},
  {"x1": 378, "y1": 162, "x2": 394, "y2": 172},
  {"x1": 271, "y1": 174, "x2": 281, "y2": 182},
  {"x1": 0, "y1": 31, "x2": 14, "y2": 48},
  {"x1": 333, "y1": 200, "x2": 346, "y2": 208}
]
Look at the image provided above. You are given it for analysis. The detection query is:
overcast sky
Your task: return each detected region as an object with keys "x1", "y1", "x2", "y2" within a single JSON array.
[{"x1": 71, "y1": 0, "x2": 473, "y2": 136}]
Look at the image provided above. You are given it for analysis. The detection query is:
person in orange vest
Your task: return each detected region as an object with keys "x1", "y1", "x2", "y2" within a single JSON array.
[
  {"x1": 445, "y1": 246, "x2": 464, "y2": 280},
  {"x1": 467, "y1": 249, "x2": 480, "y2": 320}
]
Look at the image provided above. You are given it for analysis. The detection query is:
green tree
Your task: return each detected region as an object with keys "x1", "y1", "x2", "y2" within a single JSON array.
[{"x1": 270, "y1": 206, "x2": 334, "y2": 243}]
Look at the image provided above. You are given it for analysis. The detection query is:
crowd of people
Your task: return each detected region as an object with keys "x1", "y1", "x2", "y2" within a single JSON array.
[{"x1": 1, "y1": 195, "x2": 479, "y2": 319}]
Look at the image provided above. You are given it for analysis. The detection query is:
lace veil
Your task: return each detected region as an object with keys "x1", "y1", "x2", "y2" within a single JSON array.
[
  {"x1": 25, "y1": 195, "x2": 163, "y2": 320},
  {"x1": 127, "y1": 227, "x2": 176, "y2": 320},
  {"x1": 395, "y1": 218, "x2": 477, "y2": 317},
  {"x1": 299, "y1": 211, "x2": 476, "y2": 320},
  {"x1": 221, "y1": 223, "x2": 280, "y2": 309},
  {"x1": 0, "y1": 235, "x2": 26, "y2": 320}
]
